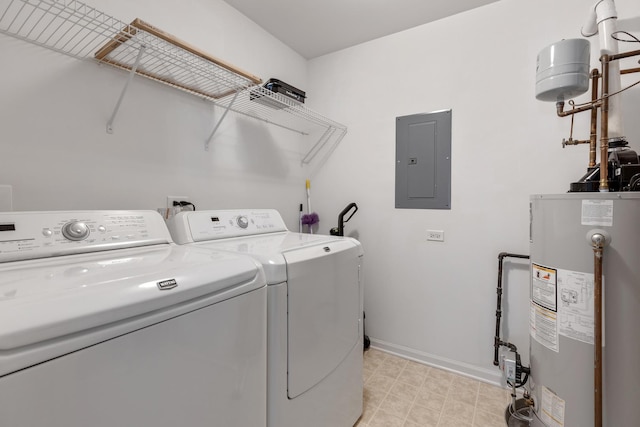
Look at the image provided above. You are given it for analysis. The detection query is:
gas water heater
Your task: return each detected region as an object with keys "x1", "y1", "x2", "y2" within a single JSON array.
[
  {"x1": 497, "y1": 1, "x2": 640, "y2": 426},
  {"x1": 529, "y1": 194, "x2": 640, "y2": 427}
]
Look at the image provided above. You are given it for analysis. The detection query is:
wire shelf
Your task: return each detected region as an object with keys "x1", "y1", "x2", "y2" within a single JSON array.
[
  {"x1": 220, "y1": 86, "x2": 346, "y2": 133},
  {"x1": 0, "y1": 0, "x2": 347, "y2": 162},
  {"x1": 215, "y1": 86, "x2": 347, "y2": 163},
  {"x1": 0, "y1": 0, "x2": 260, "y2": 98}
]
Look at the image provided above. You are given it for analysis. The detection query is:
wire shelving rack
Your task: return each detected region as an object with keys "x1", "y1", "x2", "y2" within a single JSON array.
[{"x1": 0, "y1": 0, "x2": 346, "y2": 162}]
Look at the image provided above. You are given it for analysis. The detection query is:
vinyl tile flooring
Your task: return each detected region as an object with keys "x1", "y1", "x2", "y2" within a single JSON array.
[{"x1": 355, "y1": 349, "x2": 510, "y2": 427}]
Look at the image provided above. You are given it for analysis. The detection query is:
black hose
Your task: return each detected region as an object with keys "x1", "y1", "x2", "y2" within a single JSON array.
[{"x1": 493, "y1": 252, "x2": 530, "y2": 366}]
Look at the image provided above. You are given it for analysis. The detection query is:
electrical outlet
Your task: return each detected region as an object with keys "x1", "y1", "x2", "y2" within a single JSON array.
[
  {"x1": 167, "y1": 196, "x2": 189, "y2": 209},
  {"x1": 427, "y1": 230, "x2": 444, "y2": 242}
]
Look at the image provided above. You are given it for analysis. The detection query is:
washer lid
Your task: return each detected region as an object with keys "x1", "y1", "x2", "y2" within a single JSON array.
[{"x1": 0, "y1": 244, "x2": 262, "y2": 350}]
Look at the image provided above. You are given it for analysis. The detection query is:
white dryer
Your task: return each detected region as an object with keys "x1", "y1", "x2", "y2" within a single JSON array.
[
  {"x1": 167, "y1": 209, "x2": 364, "y2": 427},
  {"x1": 0, "y1": 211, "x2": 267, "y2": 427}
]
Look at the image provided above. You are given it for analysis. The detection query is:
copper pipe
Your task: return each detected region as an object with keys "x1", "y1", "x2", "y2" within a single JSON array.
[
  {"x1": 562, "y1": 139, "x2": 590, "y2": 147},
  {"x1": 621, "y1": 67, "x2": 640, "y2": 75},
  {"x1": 555, "y1": 101, "x2": 594, "y2": 117},
  {"x1": 609, "y1": 48, "x2": 640, "y2": 61},
  {"x1": 597, "y1": 48, "x2": 640, "y2": 185},
  {"x1": 591, "y1": 233, "x2": 606, "y2": 427},
  {"x1": 589, "y1": 69, "x2": 600, "y2": 168},
  {"x1": 599, "y1": 55, "x2": 610, "y2": 192}
]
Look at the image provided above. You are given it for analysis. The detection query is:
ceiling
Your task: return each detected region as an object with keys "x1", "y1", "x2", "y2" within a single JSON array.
[{"x1": 223, "y1": 0, "x2": 500, "y2": 59}]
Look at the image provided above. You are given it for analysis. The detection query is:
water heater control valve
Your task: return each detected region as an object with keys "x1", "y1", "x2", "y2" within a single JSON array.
[
  {"x1": 499, "y1": 347, "x2": 530, "y2": 387},
  {"x1": 501, "y1": 354, "x2": 517, "y2": 383}
]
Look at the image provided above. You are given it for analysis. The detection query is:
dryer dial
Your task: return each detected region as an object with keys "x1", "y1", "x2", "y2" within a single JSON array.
[{"x1": 62, "y1": 221, "x2": 90, "y2": 241}]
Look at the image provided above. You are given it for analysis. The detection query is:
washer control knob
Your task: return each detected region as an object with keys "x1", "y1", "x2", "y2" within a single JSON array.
[
  {"x1": 62, "y1": 221, "x2": 90, "y2": 241},
  {"x1": 236, "y1": 216, "x2": 249, "y2": 229}
]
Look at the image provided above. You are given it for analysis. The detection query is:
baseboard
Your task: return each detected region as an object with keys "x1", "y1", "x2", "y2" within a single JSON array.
[{"x1": 369, "y1": 338, "x2": 503, "y2": 387}]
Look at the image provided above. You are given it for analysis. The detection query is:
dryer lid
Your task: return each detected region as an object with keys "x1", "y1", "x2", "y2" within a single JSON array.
[
  {"x1": 192, "y1": 231, "x2": 359, "y2": 285},
  {"x1": 0, "y1": 244, "x2": 262, "y2": 350},
  {"x1": 166, "y1": 209, "x2": 364, "y2": 284}
]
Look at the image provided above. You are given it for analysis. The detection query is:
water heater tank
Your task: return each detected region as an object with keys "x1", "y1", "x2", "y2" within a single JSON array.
[
  {"x1": 535, "y1": 39, "x2": 591, "y2": 102},
  {"x1": 529, "y1": 193, "x2": 640, "y2": 426}
]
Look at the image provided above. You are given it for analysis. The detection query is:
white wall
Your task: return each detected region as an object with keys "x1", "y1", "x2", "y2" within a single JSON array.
[
  {"x1": 0, "y1": 0, "x2": 313, "y2": 228},
  {"x1": 307, "y1": 0, "x2": 640, "y2": 383}
]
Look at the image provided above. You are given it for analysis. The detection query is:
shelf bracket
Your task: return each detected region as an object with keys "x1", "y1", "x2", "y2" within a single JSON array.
[
  {"x1": 106, "y1": 45, "x2": 146, "y2": 134},
  {"x1": 302, "y1": 127, "x2": 336, "y2": 165},
  {"x1": 205, "y1": 90, "x2": 241, "y2": 151}
]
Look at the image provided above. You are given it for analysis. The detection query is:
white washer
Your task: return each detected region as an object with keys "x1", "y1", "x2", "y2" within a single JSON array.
[
  {"x1": 167, "y1": 209, "x2": 364, "y2": 427},
  {"x1": 0, "y1": 211, "x2": 267, "y2": 427}
]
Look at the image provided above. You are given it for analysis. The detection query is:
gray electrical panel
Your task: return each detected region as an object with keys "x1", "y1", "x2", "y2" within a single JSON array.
[{"x1": 395, "y1": 110, "x2": 451, "y2": 209}]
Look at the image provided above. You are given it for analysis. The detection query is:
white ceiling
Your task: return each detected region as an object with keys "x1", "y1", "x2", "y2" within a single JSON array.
[{"x1": 223, "y1": 0, "x2": 500, "y2": 59}]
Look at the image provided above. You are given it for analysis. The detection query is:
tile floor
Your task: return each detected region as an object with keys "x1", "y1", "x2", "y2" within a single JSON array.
[{"x1": 355, "y1": 349, "x2": 510, "y2": 427}]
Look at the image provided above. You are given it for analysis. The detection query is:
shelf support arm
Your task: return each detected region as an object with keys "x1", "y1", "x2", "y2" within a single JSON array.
[
  {"x1": 205, "y1": 90, "x2": 241, "y2": 151},
  {"x1": 106, "y1": 45, "x2": 146, "y2": 134},
  {"x1": 302, "y1": 127, "x2": 336, "y2": 165}
]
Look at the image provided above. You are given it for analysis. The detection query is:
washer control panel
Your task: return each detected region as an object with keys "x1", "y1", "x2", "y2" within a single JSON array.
[
  {"x1": 0, "y1": 211, "x2": 171, "y2": 263},
  {"x1": 236, "y1": 215, "x2": 249, "y2": 229},
  {"x1": 61, "y1": 221, "x2": 91, "y2": 241},
  {"x1": 167, "y1": 209, "x2": 288, "y2": 244}
]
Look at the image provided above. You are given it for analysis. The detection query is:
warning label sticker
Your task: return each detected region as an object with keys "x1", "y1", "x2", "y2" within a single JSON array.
[
  {"x1": 530, "y1": 301, "x2": 559, "y2": 352},
  {"x1": 532, "y1": 264, "x2": 557, "y2": 311},
  {"x1": 581, "y1": 199, "x2": 613, "y2": 226},
  {"x1": 531, "y1": 263, "x2": 602, "y2": 350},
  {"x1": 540, "y1": 386, "x2": 566, "y2": 427}
]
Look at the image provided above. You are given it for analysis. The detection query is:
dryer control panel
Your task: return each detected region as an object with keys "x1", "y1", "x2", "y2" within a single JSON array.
[
  {"x1": 0, "y1": 211, "x2": 171, "y2": 263},
  {"x1": 167, "y1": 209, "x2": 288, "y2": 244}
]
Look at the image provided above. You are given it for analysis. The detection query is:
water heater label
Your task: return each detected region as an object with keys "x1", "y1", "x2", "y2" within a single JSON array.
[
  {"x1": 581, "y1": 199, "x2": 613, "y2": 226},
  {"x1": 557, "y1": 269, "x2": 595, "y2": 345},
  {"x1": 540, "y1": 385, "x2": 566, "y2": 427},
  {"x1": 530, "y1": 301, "x2": 559, "y2": 352},
  {"x1": 532, "y1": 264, "x2": 557, "y2": 311},
  {"x1": 531, "y1": 263, "x2": 559, "y2": 352}
]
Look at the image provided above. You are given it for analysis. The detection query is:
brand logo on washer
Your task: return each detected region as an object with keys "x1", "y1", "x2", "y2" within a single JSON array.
[{"x1": 157, "y1": 279, "x2": 178, "y2": 290}]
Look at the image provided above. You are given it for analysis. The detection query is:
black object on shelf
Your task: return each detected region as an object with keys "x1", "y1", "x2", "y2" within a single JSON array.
[
  {"x1": 263, "y1": 78, "x2": 306, "y2": 103},
  {"x1": 250, "y1": 78, "x2": 306, "y2": 109}
]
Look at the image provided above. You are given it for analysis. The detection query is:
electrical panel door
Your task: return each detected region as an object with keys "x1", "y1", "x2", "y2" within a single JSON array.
[{"x1": 395, "y1": 110, "x2": 452, "y2": 209}]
